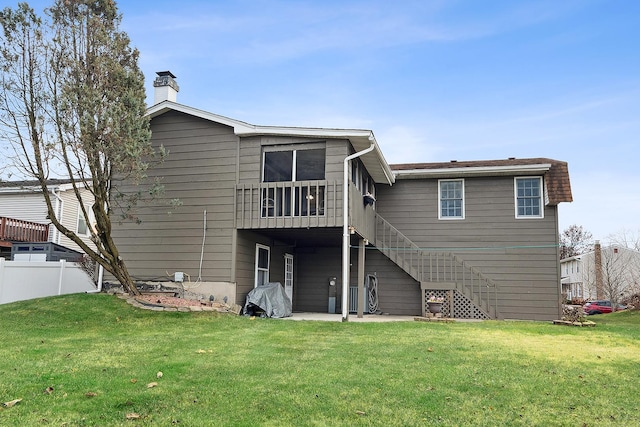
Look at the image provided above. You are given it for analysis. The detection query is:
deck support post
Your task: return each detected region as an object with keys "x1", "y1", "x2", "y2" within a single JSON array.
[
  {"x1": 341, "y1": 138, "x2": 376, "y2": 322},
  {"x1": 357, "y1": 238, "x2": 365, "y2": 318}
]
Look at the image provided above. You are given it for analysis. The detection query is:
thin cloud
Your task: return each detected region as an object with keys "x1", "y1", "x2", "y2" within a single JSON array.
[{"x1": 125, "y1": 0, "x2": 588, "y2": 66}]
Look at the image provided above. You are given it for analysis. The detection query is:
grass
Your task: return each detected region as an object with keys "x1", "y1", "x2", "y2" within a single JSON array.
[{"x1": 0, "y1": 294, "x2": 639, "y2": 426}]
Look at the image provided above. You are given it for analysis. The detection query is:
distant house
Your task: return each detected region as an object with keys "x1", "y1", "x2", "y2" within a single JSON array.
[
  {"x1": 110, "y1": 71, "x2": 573, "y2": 321},
  {"x1": 561, "y1": 241, "x2": 640, "y2": 302},
  {"x1": 0, "y1": 179, "x2": 95, "y2": 258}
]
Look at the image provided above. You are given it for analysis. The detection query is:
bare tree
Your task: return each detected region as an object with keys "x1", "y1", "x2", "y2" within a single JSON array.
[
  {"x1": 560, "y1": 224, "x2": 593, "y2": 259},
  {"x1": 0, "y1": 1, "x2": 161, "y2": 295},
  {"x1": 581, "y1": 256, "x2": 596, "y2": 300},
  {"x1": 605, "y1": 229, "x2": 640, "y2": 300},
  {"x1": 600, "y1": 248, "x2": 625, "y2": 307},
  {"x1": 582, "y1": 245, "x2": 640, "y2": 305},
  {"x1": 607, "y1": 228, "x2": 640, "y2": 252}
]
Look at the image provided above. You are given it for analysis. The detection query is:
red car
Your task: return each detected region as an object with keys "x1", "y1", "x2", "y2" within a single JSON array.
[{"x1": 582, "y1": 300, "x2": 616, "y2": 315}]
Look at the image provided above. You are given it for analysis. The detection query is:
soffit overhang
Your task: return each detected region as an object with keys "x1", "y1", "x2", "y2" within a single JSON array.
[
  {"x1": 146, "y1": 101, "x2": 395, "y2": 185},
  {"x1": 394, "y1": 164, "x2": 552, "y2": 179}
]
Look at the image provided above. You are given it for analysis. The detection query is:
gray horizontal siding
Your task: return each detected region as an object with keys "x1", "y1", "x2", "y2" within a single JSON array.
[
  {"x1": 295, "y1": 247, "x2": 342, "y2": 313},
  {"x1": 290, "y1": 244, "x2": 422, "y2": 315},
  {"x1": 234, "y1": 230, "x2": 291, "y2": 307},
  {"x1": 352, "y1": 249, "x2": 422, "y2": 316},
  {"x1": 376, "y1": 176, "x2": 561, "y2": 320},
  {"x1": 111, "y1": 110, "x2": 238, "y2": 283}
]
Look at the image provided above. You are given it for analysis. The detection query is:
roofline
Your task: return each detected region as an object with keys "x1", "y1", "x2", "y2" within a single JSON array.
[
  {"x1": 146, "y1": 101, "x2": 374, "y2": 139},
  {"x1": 393, "y1": 163, "x2": 552, "y2": 179},
  {"x1": 146, "y1": 101, "x2": 255, "y2": 132},
  {"x1": 560, "y1": 255, "x2": 583, "y2": 263},
  {"x1": 146, "y1": 101, "x2": 395, "y2": 185},
  {"x1": 0, "y1": 179, "x2": 86, "y2": 194},
  {"x1": 568, "y1": 245, "x2": 640, "y2": 258}
]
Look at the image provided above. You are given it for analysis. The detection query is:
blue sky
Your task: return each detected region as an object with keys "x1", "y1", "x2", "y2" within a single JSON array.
[{"x1": 10, "y1": 0, "x2": 640, "y2": 241}]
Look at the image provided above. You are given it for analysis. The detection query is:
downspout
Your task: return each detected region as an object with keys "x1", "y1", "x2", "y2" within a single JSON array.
[
  {"x1": 86, "y1": 263, "x2": 104, "y2": 293},
  {"x1": 50, "y1": 188, "x2": 63, "y2": 244},
  {"x1": 341, "y1": 136, "x2": 376, "y2": 322}
]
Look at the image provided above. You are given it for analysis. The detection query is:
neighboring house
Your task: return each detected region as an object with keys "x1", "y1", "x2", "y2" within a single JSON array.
[
  {"x1": 561, "y1": 241, "x2": 640, "y2": 302},
  {"x1": 110, "y1": 71, "x2": 573, "y2": 321},
  {"x1": 0, "y1": 179, "x2": 95, "y2": 258}
]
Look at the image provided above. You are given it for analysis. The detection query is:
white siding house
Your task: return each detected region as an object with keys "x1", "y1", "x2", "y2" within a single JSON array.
[
  {"x1": 0, "y1": 180, "x2": 95, "y2": 254},
  {"x1": 561, "y1": 243, "x2": 640, "y2": 302}
]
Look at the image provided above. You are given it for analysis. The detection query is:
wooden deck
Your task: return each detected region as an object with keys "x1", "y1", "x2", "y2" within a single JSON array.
[{"x1": 0, "y1": 216, "x2": 49, "y2": 247}]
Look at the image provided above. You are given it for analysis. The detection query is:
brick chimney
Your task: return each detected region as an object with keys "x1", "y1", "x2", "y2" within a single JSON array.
[
  {"x1": 594, "y1": 240, "x2": 603, "y2": 299},
  {"x1": 153, "y1": 71, "x2": 179, "y2": 104}
]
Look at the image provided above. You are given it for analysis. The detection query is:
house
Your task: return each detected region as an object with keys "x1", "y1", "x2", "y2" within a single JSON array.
[
  {"x1": 110, "y1": 71, "x2": 573, "y2": 321},
  {"x1": 561, "y1": 241, "x2": 640, "y2": 302},
  {"x1": 0, "y1": 179, "x2": 95, "y2": 258}
]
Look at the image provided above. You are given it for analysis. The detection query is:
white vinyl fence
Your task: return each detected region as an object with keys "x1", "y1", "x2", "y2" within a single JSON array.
[{"x1": 0, "y1": 258, "x2": 97, "y2": 305}]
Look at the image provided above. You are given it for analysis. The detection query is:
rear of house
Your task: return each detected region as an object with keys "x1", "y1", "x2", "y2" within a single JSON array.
[
  {"x1": 110, "y1": 72, "x2": 573, "y2": 321},
  {"x1": 378, "y1": 159, "x2": 572, "y2": 320}
]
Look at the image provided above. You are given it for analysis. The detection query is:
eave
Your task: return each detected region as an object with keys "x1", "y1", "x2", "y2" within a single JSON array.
[
  {"x1": 394, "y1": 164, "x2": 552, "y2": 179},
  {"x1": 146, "y1": 101, "x2": 395, "y2": 185}
]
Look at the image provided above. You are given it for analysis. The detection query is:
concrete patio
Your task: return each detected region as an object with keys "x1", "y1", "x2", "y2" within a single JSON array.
[{"x1": 282, "y1": 312, "x2": 417, "y2": 322}]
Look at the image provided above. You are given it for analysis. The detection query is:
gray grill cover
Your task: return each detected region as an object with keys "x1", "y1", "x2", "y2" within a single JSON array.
[{"x1": 243, "y1": 282, "x2": 292, "y2": 318}]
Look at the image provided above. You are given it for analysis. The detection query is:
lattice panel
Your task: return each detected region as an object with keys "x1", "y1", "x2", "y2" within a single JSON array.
[
  {"x1": 424, "y1": 289, "x2": 490, "y2": 320},
  {"x1": 452, "y1": 290, "x2": 489, "y2": 320},
  {"x1": 424, "y1": 290, "x2": 450, "y2": 317}
]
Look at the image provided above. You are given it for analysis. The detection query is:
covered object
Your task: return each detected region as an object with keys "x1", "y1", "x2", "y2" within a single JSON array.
[{"x1": 243, "y1": 282, "x2": 292, "y2": 318}]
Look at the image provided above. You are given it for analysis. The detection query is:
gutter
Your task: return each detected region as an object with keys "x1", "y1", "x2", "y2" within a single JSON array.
[
  {"x1": 341, "y1": 136, "x2": 376, "y2": 322},
  {"x1": 394, "y1": 164, "x2": 552, "y2": 179}
]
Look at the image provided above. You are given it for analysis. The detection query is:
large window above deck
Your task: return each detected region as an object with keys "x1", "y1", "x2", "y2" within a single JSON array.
[
  {"x1": 263, "y1": 148, "x2": 325, "y2": 182},
  {"x1": 261, "y1": 147, "x2": 326, "y2": 218}
]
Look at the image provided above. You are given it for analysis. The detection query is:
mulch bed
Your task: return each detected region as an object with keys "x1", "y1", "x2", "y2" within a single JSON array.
[{"x1": 136, "y1": 294, "x2": 207, "y2": 307}]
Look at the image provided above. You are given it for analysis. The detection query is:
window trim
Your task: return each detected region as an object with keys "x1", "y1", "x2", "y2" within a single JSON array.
[
  {"x1": 254, "y1": 244, "x2": 270, "y2": 288},
  {"x1": 76, "y1": 204, "x2": 91, "y2": 236},
  {"x1": 438, "y1": 179, "x2": 465, "y2": 220},
  {"x1": 514, "y1": 176, "x2": 544, "y2": 219},
  {"x1": 261, "y1": 144, "x2": 326, "y2": 183}
]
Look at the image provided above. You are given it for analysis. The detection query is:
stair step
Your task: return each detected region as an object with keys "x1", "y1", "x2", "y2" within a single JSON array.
[{"x1": 375, "y1": 213, "x2": 500, "y2": 319}]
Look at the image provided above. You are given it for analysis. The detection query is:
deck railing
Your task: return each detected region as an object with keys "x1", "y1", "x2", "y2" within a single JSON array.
[
  {"x1": 374, "y1": 213, "x2": 500, "y2": 319},
  {"x1": 0, "y1": 216, "x2": 49, "y2": 243},
  {"x1": 236, "y1": 180, "x2": 341, "y2": 229}
]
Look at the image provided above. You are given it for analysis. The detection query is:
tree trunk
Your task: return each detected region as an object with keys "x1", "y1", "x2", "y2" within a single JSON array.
[{"x1": 110, "y1": 257, "x2": 139, "y2": 296}]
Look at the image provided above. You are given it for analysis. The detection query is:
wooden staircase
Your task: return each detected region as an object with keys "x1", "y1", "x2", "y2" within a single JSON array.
[{"x1": 374, "y1": 214, "x2": 501, "y2": 319}]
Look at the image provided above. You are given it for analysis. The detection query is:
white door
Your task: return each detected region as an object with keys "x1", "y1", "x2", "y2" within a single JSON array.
[
  {"x1": 284, "y1": 253, "x2": 294, "y2": 303},
  {"x1": 255, "y1": 244, "x2": 270, "y2": 287}
]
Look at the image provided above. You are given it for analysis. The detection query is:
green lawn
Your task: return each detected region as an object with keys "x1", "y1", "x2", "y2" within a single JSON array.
[{"x1": 0, "y1": 294, "x2": 638, "y2": 426}]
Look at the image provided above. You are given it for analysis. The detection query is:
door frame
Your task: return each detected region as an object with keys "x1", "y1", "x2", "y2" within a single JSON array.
[
  {"x1": 284, "y1": 253, "x2": 294, "y2": 303},
  {"x1": 254, "y1": 244, "x2": 270, "y2": 288}
]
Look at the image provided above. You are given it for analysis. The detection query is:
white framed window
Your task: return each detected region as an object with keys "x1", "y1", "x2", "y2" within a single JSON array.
[
  {"x1": 255, "y1": 244, "x2": 270, "y2": 288},
  {"x1": 438, "y1": 179, "x2": 465, "y2": 219},
  {"x1": 515, "y1": 177, "x2": 543, "y2": 218},
  {"x1": 76, "y1": 205, "x2": 92, "y2": 236}
]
